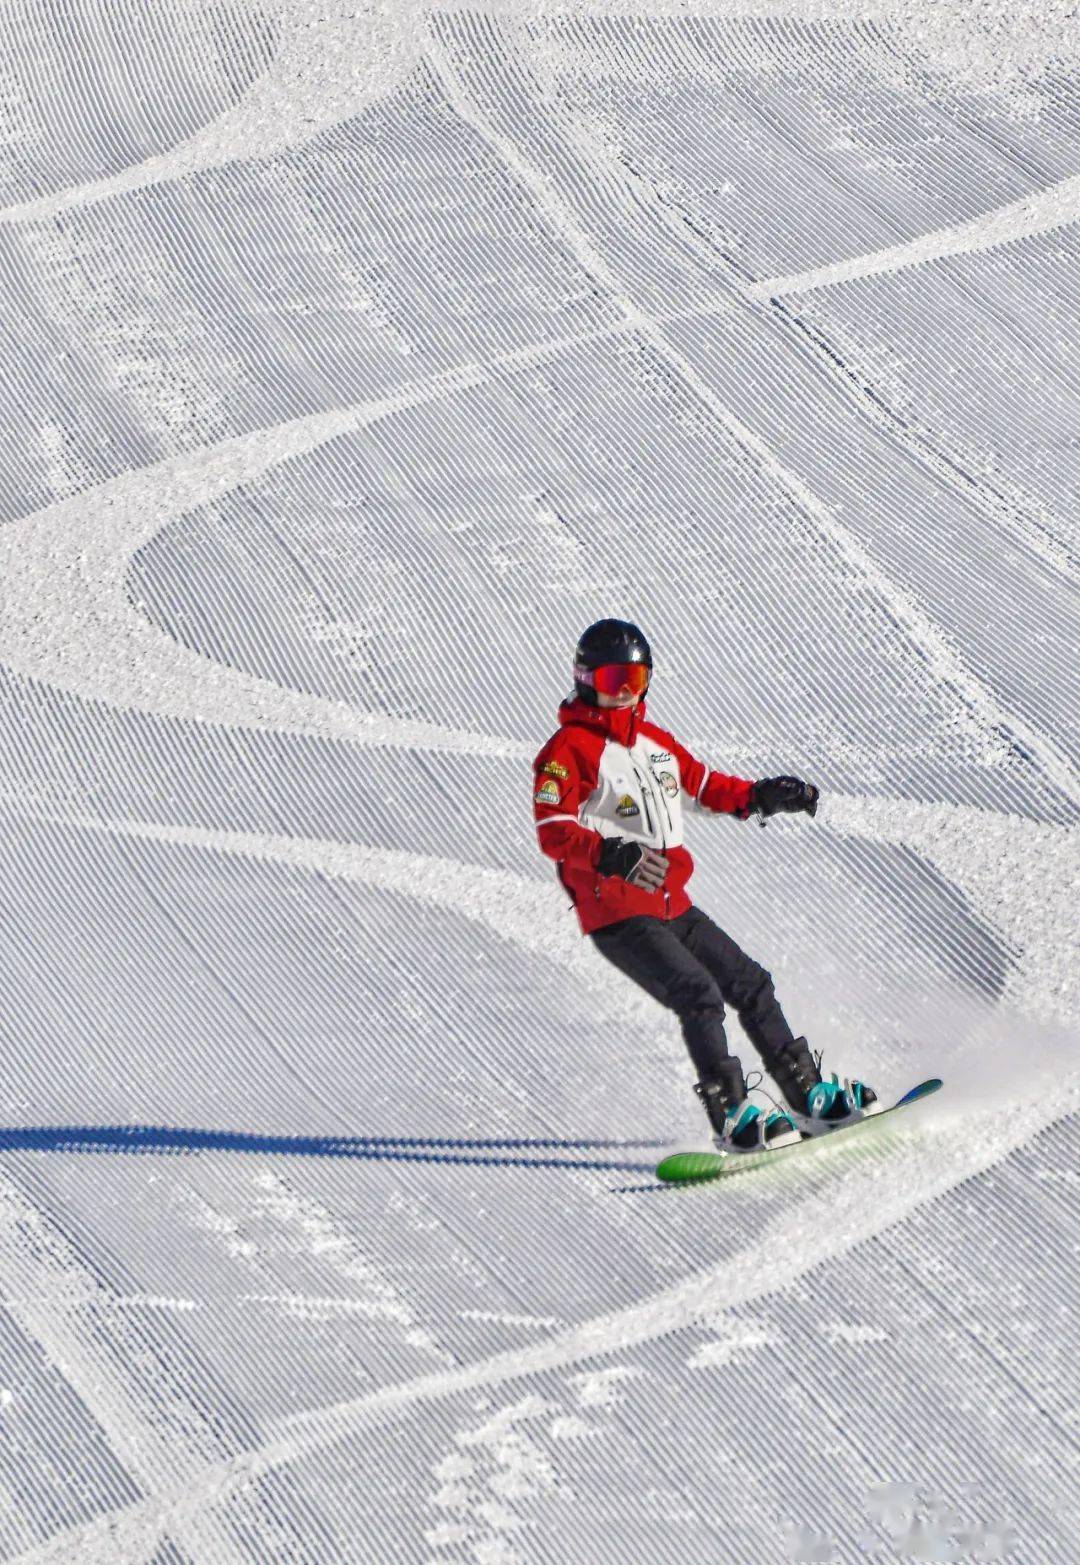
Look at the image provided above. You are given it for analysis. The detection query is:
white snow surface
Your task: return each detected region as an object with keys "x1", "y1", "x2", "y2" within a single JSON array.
[{"x1": 0, "y1": 0, "x2": 1077, "y2": 1560}]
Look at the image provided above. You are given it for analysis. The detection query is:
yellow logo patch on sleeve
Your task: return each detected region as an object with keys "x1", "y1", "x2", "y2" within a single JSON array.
[
  {"x1": 541, "y1": 760, "x2": 570, "y2": 780},
  {"x1": 534, "y1": 778, "x2": 561, "y2": 806}
]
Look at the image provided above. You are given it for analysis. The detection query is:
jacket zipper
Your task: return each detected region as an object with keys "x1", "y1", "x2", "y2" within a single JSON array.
[
  {"x1": 630, "y1": 756, "x2": 664, "y2": 849},
  {"x1": 658, "y1": 778, "x2": 674, "y2": 839}
]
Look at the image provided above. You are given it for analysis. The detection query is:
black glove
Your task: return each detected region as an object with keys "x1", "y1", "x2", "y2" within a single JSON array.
[
  {"x1": 751, "y1": 775, "x2": 819, "y2": 819},
  {"x1": 597, "y1": 837, "x2": 669, "y2": 891}
]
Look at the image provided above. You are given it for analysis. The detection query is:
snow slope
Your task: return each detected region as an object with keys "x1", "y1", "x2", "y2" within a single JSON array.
[{"x1": 0, "y1": 1, "x2": 1077, "y2": 1559}]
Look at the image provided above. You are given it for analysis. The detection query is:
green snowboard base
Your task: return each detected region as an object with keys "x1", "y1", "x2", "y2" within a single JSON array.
[{"x1": 656, "y1": 1079, "x2": 943, "y2": 1184}]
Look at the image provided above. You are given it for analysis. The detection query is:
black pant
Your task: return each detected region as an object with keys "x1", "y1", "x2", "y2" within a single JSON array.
[{"x1": 590, "y1": 906, "x2": 796, "y2": 1082}]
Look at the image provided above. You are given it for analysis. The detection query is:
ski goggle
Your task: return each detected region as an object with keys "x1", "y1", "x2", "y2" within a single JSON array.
[{"x1": 575, "y1": 661, "x2": 651, "y2": 698}]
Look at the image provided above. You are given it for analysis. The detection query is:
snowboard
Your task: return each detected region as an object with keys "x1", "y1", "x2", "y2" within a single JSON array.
[{"x1": 656, "y1": 1078, "x2": 943, "y2": 1185}]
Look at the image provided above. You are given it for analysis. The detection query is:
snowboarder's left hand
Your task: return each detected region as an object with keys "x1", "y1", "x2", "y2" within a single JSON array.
[{"x1": 751, "y1": 775, "x2": 819, "y2": 819}]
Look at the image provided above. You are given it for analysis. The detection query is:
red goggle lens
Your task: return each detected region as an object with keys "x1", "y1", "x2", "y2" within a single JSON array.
[{"x1": 579, "y1": 662, "x2": 651, "y2": 698}]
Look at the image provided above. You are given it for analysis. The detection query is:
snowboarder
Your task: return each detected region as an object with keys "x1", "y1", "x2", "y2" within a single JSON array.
[{"x1": 532, "y1": 618, "x2": 878, "y2": 1152}]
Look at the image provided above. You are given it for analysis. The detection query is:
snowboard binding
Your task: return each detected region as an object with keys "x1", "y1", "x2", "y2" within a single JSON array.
[
  {"x1": 769, "y1": 1037, "x2": 881, "y2": 1139},
  {"x1": 695, "y1": 1060, "x2": 800, "y2": 1154}
]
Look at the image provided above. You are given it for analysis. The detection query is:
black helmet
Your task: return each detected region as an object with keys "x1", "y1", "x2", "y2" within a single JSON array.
[{"x1": 573, "y1": 619, "x2": 652, "y2": 706}]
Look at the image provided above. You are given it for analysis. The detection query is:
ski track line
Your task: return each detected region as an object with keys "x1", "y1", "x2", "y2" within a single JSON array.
[
  {"x1": 0, "y1": 1291, "x2": 400, "y2": 1316},
  {"x1": 0, "y1": 15, "x2": 1070, "y2": 793},
  {"x1": 4, "y1": 0, "x2": 1073, "y2": 284},
  {"x1": 0, "y1": 264, "x2": 927, "y2": 767},
  {"x1": 749, "y1": 172, "x2": 1080, "y2": 300},
  {"x1": 15, "y1": 1079, "x2": 1079, "y2": 1565},
  {"x1": 5, "y1": 0, "x2": 1074, "y2": 313},
  {"x1": 509, "y1": 14, "x2": 1080, "y2": 592},
  {"x1": 0, "y1": 289, "x2": 744, "y2": 750},
  {"x1": 0, "y1": 0, "x2": 872, "y2": 229},
  {"x1": 0, "y1": 368, "x2": 506, "y2": 756},
  {"x1": 5, "y1": 797, "x2": 1072, "y2": 1027},
  {"x1": 0, "y1": 1169, "x2": 250, "y2": 1564},
  {"x1": 3, "y1": 12, "x2": 1077, "y2": 1559},
  {"x1": 425, "y1": 27, "x2": 1080, "y2": 805},
  {"x1": 0, "y1": 0, "x2": 427, "y2": 227},
  {"x1": 0, "y1": 812, "x2": 585, "y2": 973},
  {"x1": 829, "y1": 798, "x2": 1078, "y2": 1025},
  {"x1": 768, "y1": 293, "x2": 1080, "y2": 590},
  {"x1": 0, "y1": 333, "x2": 622, "y2": 759}
]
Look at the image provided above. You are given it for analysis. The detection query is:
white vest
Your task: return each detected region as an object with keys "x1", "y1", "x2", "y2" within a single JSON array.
[{"x1": 580, "y1": 733, "x2": 695, "y2": 852}]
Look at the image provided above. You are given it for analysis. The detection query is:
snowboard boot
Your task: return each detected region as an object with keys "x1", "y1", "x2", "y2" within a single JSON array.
[
  {"x1": 694, "y1": 1057, "x2": 799, "y2": 1154},
  {"x1": 769, "y1": 1036, "x2": 880, "y2": 1137}
]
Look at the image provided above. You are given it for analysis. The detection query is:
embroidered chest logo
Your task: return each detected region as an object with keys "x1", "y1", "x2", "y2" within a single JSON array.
[
  {"x1": 658, "y1": 771, "x2": 679, "y2": 798},
  {"x1": 535, "y1": 779, "x2": 561, "y2": 806},
  {"x1": 616, "y1": 794, "x2": 640, "y2": 818},
  {"x1": 649, "y1": 751, "x2": 672, "y2": 764}
]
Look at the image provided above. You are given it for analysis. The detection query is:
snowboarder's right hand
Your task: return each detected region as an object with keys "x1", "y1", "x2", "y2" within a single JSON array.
[{"x1": 596, "y1": 838, "x2": 669, "y2": 890}]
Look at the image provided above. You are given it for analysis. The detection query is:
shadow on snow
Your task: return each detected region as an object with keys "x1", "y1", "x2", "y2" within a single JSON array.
[{"x1": 0, "y1": 1124, "x2": 665, "y2": 1174}]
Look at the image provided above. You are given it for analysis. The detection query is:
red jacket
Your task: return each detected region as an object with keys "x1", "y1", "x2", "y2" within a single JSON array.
[{"x1": 532, "y1": 696, "x2": 754, "y2": 935}]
